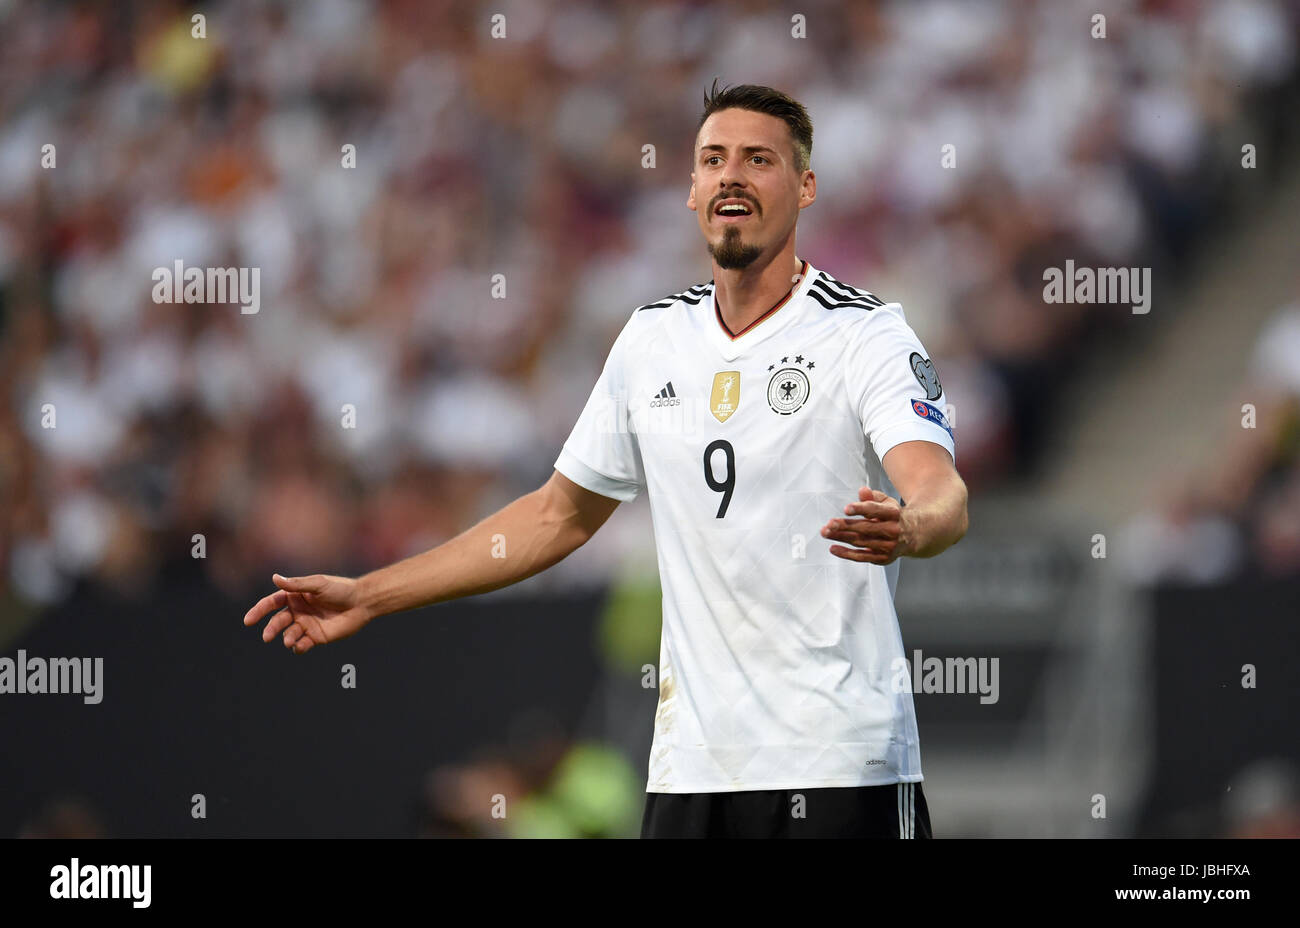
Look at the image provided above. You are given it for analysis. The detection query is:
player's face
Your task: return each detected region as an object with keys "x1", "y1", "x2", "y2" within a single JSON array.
[{"x1": 688, "y1": 108, "x2": 813, "y2": 270}]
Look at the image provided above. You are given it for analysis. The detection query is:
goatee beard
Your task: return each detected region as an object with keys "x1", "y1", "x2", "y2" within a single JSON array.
[{"x1": 708, "y1": 226, "x2": 762, "y2": 270}]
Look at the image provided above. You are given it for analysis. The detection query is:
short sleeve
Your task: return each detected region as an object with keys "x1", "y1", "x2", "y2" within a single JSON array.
[
  {"x1": 848, "y1": 304, "x2": 956, "y2": 464},
  {"x1": 553, "y1": 314, "x2": 646, "y2": 501}
]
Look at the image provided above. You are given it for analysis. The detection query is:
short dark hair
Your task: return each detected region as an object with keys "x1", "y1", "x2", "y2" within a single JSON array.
[{"x1": 697, "y1": 80, "x2": 813, "y2": 174}]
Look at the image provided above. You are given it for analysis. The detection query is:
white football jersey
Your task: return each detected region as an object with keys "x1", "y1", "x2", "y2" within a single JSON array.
[{"x1": 554, "y1": 259, "x2": 955, "y2": 793}]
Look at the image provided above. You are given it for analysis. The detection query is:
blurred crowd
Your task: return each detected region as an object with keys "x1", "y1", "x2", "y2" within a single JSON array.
[
  {"x1": 1121, "y1": 291, "x2": 1300, "y2": 583},
  {"x1": 1, "y1": 0, "x2": 1298, "y2": 609}
]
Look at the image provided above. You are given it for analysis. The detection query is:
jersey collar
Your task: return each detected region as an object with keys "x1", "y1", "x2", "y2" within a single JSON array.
[{"x1": 708, "y1": 259, "x2": 816, "y2": 361}]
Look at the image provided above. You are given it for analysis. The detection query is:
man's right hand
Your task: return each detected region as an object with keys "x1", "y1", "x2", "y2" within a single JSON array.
[
  {"x1": 240, "y1": 472, "x2": 621, "y2": 653},
  {"x1": 242, "y1": 573, "x2": 373, "y2": 654}
]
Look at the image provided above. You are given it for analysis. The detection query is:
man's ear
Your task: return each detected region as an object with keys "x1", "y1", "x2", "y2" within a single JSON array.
[
  {"x1": 687, "y1": 177, "x2": 697, "y2": 211},
  {"x1": 799, "y1": 169, "x2": 816, "y2": 209}
]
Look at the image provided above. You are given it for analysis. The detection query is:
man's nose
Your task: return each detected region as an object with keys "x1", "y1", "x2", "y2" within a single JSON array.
[
  {"x1": 718, "y1": 160, "x2": 748, "y2": 190},
  {"x1": 719, "y1": 173, "x2": 748, "y2": 194}
]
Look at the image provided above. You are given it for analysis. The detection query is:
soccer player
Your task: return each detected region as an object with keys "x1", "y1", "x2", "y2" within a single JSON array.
[{"x1": 243, "y1": 82, "x2": 968, "y2": 839}]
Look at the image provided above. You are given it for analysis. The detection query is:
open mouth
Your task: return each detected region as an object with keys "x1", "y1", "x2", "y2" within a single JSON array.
[{"x1": 714, "y1": 199, "x2": 755, "y2": 221}]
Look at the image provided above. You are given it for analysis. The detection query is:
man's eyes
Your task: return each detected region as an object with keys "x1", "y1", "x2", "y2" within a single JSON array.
[{"x1": 704, "y1": 155, "x2": 768, "y2": 165}]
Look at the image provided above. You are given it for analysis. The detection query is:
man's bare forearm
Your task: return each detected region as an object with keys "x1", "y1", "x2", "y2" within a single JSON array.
[
  {"x1": 899, "y1": 474, "x2": 968, "y2": 558},
  {"x1": 356, "y1": 487, "x2": 591, "y2": 619}
]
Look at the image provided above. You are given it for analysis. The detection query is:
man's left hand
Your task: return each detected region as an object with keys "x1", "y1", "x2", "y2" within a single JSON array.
[{"x1": 820, "y1": 486, "x2": 912, "y2": 565}]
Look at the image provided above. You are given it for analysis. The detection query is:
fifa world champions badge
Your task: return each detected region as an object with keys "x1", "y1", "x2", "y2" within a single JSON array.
[{"x1": 710, "y1": 370, "x2": 741, "y2": 422}]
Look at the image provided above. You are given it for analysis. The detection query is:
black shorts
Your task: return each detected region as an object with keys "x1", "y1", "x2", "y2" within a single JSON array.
[{"x1": 641, "y1": 781, "x2": 931, "y2": 838}]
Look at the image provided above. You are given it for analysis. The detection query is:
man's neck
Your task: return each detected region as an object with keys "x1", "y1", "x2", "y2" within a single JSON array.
[{"x1": 713, "y1": 250, "x2": 804, "y2": 337}]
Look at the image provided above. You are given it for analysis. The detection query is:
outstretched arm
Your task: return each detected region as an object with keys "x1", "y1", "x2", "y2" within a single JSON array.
[{"x1": 242, "y1": 471, "x2": 621, "y2": 653}]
